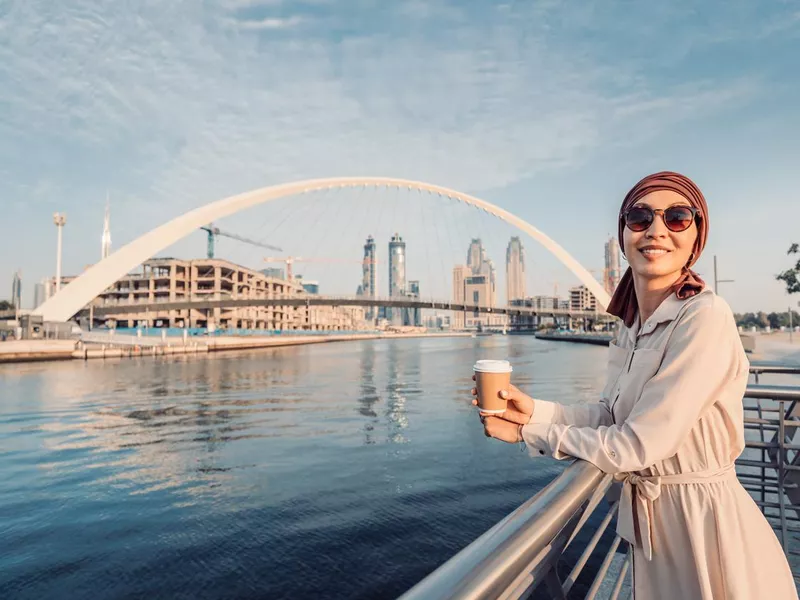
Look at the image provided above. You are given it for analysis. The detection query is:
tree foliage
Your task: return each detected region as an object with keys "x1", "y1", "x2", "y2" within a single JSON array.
[
  {"x1": 0, "y1": 300, "x2": 13, "y2": 311},
  {"x1": 735, "y1": 310, "x2": 800, "y2": 330},
  {"x1": 777, "y1": 243, "x2": 800, "y2": 295}
]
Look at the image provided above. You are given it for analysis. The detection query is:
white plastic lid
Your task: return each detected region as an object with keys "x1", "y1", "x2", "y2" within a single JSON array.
[{"x1": 472, "y1": 359, "x2": 512, "y2": 373}]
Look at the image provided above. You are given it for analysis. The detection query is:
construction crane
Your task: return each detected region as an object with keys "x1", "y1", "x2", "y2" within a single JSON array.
[
  {"x1": 200, "y1": 224, "x2": 282, "y2": 259},
  {"x1": 264, "y1": 256, "x2": 377, "y2": 282}
]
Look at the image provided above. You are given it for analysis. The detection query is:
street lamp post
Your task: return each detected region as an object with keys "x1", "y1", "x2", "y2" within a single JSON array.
[{"x1": 53, "y1": 213, "x2": 67, "y2": 293}]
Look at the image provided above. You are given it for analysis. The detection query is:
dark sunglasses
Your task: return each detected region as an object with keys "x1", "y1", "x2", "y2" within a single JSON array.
[{"x1": 622, "y1": 204, "x2": 699, "y2": 233}]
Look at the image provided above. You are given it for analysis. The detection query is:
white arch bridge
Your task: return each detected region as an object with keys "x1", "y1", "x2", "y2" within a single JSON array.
[{"x1": 34, "y1": 177, "x2": 611, "y2": 323}]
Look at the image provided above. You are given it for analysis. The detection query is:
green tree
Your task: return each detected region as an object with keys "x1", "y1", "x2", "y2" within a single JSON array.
[
  {"x1": 0, "y1": 300, "x2": 12, "y2": 311},
  {"x1": 767, "y1": 312, "x2": 782, "y2": 330},
  {"x1": 777, "y1": 243, "x2": 800, "y2": 295}
]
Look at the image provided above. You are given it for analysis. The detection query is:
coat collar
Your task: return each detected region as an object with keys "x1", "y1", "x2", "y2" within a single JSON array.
[{"x1": 631, "y1": 287, "x2": 712, "y2": 336}]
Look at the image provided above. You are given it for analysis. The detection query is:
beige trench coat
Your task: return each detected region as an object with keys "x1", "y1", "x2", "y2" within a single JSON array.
[{"x1": 522, "y1": 289, "x2": 797, "y2": 599}]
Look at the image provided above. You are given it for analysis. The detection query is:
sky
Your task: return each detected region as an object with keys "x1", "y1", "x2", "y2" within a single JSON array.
[{"x1": 1, "y1": 0, "x2": 799, "y2": 313}]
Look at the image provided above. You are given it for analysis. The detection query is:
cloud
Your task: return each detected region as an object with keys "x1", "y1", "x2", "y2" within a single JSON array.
[
  {"x1": 0, "y1": 0, "x2": 797, "y2": 309},
  {"x1": 233, "y1": 15, "x2": 304, "y2": 29}
]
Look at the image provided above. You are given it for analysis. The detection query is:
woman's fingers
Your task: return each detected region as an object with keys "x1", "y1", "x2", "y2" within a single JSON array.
[{"x1": 471, "y1": 387, "x2": 477, "y2": 396}]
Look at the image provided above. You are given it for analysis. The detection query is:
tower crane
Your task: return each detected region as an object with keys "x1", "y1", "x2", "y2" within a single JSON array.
[
  {"x1": 200, "y1": 224, "x2": 282, "y2": 259},
  {"x1": 263, "y1": 256, "x2": 378, "y2": 282}
]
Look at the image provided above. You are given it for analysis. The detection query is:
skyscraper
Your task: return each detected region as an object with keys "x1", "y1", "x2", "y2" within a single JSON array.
[
  {"x1": 465, "y1": 238, "x2": 496, "y2": 306},
  {"x1": 388, "y1": 234, "x2": 406, "y2": 324},
  {"x1": 101, "y1": 198, "x2": 112, "y2": 260},
  {"x1": 604, "y1": 237, "x2": 621, "y2": 295},
  {"x1": 34, "y1": 279, "x2": 51, "y2": 309},
  {"x1": 11, "y1": 270, "x2": 22, "y2": 311},
  {"x1": 467, "y1": 238, "x2": 486, "y2": 273},
  {"x1": 407, "y1": 280, "x2": 421, "y2": 327},
  {"x1": 361, "y1": 235, "x2": 377, "y2": 320},
  {"x1": 506, "y1": 236, "x2": 526, "y2": 304},
  {"x1": 452, "y1": 265, "x2": 471, "y2": 330}
]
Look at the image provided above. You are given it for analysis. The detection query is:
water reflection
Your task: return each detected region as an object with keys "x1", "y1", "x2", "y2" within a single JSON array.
[
  {"x1": 358, "y1": 343, "x2": 380, "y2": 444},
  {"x1": 385, "y1": 341, "x2": 410, "y2": 444},
  {"x1": 0, "y1": 336, "x2": 609, "y2": 600}
]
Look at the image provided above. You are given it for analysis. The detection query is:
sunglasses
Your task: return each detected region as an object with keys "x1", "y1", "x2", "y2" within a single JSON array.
[{"x1": 622, "y1": 204, "x2": 699, "y2": 233}]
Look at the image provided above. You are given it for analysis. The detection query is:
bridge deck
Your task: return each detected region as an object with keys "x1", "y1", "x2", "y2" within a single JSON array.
[{"x1": 78, "y1": 295, "x2": 614, "y2": 320}]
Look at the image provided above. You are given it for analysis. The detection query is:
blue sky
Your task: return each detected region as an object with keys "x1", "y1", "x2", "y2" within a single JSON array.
[{"x1": 1, "y1": 0, "x2": 799, "y2": 313}]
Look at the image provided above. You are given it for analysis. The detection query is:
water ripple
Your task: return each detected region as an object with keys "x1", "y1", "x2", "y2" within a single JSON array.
[{"x1": 0, "y1": 336, "x2": 606, "y2": 599}]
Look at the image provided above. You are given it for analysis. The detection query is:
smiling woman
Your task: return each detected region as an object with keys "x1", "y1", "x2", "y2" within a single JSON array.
[{"x1": 479, "y1": 172, "x2": 798, "y2": 599}]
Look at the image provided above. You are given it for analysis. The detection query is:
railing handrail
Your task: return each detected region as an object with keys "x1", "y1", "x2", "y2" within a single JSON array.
[
  {"x1": 744, "y1": 384, "x2": 800, "y2": 401},
  {"x1": 399, "y1": 460, "x2": 607, "y2": 600},
  {"x1": 749, "y1": 362, "x2": 800, "y2": 376},
  {"x1": 401, "y1": 383, "x2": 800, "y2": 600}
]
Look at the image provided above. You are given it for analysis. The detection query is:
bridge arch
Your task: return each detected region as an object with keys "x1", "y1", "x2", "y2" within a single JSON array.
[{"x1": 34, "y1": 177, "x2": 611, "y2": 322}]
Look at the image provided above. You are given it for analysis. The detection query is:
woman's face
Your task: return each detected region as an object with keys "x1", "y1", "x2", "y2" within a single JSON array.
[{"x1": 622, "y1": 190, "x2": 698, "y2": 284}]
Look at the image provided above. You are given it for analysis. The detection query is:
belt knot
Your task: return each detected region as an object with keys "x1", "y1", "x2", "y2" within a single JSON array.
[
  {"x1": 612, "y1": 464, "x2": 736, "y2": 561},
  {"x1": 614, "y1": 472, "x2": 662, "y2": 501}
]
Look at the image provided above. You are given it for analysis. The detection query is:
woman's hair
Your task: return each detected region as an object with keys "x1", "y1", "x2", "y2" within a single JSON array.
[{"x1": 606, "y1": 171, "x2": 709, "y2": 327}]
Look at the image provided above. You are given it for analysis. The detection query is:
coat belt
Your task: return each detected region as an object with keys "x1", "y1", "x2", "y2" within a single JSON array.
[{"x1": 613, "y1": 463, "x2": 737, "y2": 560}]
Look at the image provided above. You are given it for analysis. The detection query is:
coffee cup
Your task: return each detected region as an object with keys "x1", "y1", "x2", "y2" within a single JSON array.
[{"x1": 473, "y1": 360, "x2": 512, "y2": 414}]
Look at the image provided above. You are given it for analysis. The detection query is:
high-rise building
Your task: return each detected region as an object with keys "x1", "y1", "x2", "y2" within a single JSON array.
[
  {"x1": 604, "y1": 237, "x2": 621, "y2": 295},
  {"x1": 465, "y1": 238, "x2": 496, "y2": 304},
  {"x1": 387, "y1": 233, "x2": 406, "y2": 324},
  {"x1": 406, "y1": 280, "x2": 421, "y2": 327},
  {"x1": 452, "y1": 239, "x2": 505, "y2": 330},
  {"x1": 101, "y1": 198, "x2": 112, "y2": 260},
  {"x1": 34, "y1": 279, "x2": 51, "y2": 310},
  {"x1": 361, "y1": 235, "x2": 377, "y2": 320},
  {"x1": 11, "y1": 270, "x2": 22, "y2": 311},
  {"x1": 467, "y1": 238, "x2": 486, "y2": 273},
  {"x1": 506, "y1": 236, "x2": 526, "y2": 304},
  {"x1": 452, "y1": 265, "x2": 472, "y2": 330}
]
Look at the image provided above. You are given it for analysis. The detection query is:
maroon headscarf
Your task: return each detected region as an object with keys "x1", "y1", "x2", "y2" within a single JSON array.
[{"x1": 607, "y1": 171, "x2": 709, "y2": 328}]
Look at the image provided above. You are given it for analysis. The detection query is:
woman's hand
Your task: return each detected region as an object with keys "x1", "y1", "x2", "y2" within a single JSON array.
[
  {"x1": 481, "y1": 416, "x2": 523, "y2": 444},
  {"x1": 470, "y1": 376, "x2": 535, "y2": 425}
]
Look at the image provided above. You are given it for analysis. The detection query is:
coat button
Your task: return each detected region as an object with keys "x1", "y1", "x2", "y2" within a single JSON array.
[
  {"x1": 609, "y1": 450, "x2": 617, "y2": 457},
  {"x1": 539, "y1": 450, "x2": 545, "y2": 455}
]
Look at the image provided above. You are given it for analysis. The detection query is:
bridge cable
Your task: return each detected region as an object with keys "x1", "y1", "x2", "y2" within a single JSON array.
[
  {"x1": 337, "y1": 184, "x2": 370, "y2": 297},
  {"x1": 419, "y1": 189, "x2": 438, "y2": 309}
]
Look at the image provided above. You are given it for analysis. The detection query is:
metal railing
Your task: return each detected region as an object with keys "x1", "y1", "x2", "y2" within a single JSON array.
[{"x1": 401, "y1": 368, "x2": 800, "y2": 600}]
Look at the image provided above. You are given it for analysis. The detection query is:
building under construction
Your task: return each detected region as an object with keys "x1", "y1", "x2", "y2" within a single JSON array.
[{"x1": 76, "y1": 258, "x2": 366, "y2": 331}]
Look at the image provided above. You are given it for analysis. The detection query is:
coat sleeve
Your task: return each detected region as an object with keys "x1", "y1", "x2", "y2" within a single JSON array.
[
  {"x1": 529, "y1": 399, "x2": 613, "y2": 428},
  {"x1": 522, "y1": 299, "x2": 744, "y2": 472}
]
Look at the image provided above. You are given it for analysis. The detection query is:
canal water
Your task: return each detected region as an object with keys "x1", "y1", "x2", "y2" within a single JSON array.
[{"x1": 0, "y1": 335, "x2": 608, "y2": 599}]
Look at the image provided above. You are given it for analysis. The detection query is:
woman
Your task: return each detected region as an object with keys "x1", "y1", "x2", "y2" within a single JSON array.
[{"x1": 475, "y1": 172, "x2": 797, "y2": 599}]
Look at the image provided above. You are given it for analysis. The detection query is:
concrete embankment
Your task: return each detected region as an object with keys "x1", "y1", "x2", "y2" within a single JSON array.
[
  {"x1": 0, "y1": 340, "x2": 79, "y2": 363},
  {"x1": 0, "y1": 332, "x2": 474, "y2": 364},
  {"x1": 533, "y1": 332, "x2": 613, "y2": 346}
]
